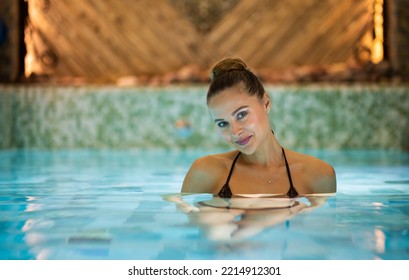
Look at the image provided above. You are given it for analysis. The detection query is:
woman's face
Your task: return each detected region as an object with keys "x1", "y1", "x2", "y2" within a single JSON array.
[{"x1": 208, "y1": 86, "x2": 271, "y2": 154}]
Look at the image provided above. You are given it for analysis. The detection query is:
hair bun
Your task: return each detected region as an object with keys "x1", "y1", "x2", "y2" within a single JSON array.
[{"x1": 210, "y1": 58, "x2": 248, "y2": 80}]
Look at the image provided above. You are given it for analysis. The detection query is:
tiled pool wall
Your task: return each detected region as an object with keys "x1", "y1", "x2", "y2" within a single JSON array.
[{"x1": 0, "y1": 85, "x2": 408, "y2": 150}]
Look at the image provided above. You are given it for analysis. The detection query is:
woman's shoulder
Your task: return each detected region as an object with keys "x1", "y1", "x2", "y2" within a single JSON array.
[
  {"x1": 288, "y1": 149, "x2": 332, "y2": 168},
  {"x1": 181, "y1": 150, "x2": 239, "y2": 194},
  {"x1": 193, "y1": 150, "x2": 239, "y2": 167},
  {"x1": 287, "y1": 150, "x2": 337, "y2": 194}
]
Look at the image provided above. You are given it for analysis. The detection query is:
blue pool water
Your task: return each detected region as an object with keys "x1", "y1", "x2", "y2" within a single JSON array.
[{"x1": 0, "y1": 149, "x2": 408, "y2": 260}]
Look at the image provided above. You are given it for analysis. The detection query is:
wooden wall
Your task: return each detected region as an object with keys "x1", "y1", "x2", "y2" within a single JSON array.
[
  {"x1": 25, "y1": 0, "x2": 215, "y2": 83},
  {"x1": 386, "y1": 0, "x2": 409, "y2": 79},
  {"x1": 0, "y1": 0, "x2": 22, "y2": 82},
  {"x1": 20, "y1": 0, "x2": 402, "y2": 83},
  {"x1": 208, "y1": 0, "x2": 373, "y2": 69}
]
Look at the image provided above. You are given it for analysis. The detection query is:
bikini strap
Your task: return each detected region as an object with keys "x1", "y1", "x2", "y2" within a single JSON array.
[
  {"x1": 282, "y1": 147, "x2": 299, "y2": 198},
  {"x1": 218, "y1": 151, "x2": 241, "y2": 198}
]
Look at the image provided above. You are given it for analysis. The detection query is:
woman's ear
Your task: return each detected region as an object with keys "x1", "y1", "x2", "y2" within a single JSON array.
[{"x1": 263, "y1": 93, "x2": 271, "y2": 112}]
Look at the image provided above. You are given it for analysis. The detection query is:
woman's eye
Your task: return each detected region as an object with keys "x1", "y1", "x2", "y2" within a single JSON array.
[
  {"x1": 217, "y1": 122, "x2": 228, "y2": 128},
  {"x1": 237, "y1": 111, "x2": 247, "y2": 120}
]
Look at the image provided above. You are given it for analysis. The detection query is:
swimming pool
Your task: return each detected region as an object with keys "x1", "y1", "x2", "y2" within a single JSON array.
[{"x1": 0, "y1": 148, "x2": 408, "y2": 260}]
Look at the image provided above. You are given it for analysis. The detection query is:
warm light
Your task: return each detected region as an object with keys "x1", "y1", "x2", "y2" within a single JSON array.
[
  {"x1": 371, "y1": 0, "x2": 384, "y2": 64},
  {"x1": 374, "y1": 227, "x2": 386, "y2": 254}
]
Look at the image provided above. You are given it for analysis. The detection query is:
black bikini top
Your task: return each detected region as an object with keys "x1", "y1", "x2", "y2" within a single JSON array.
[{"x1": 218, "y1": 147, "x2": 299, "y2": 198}]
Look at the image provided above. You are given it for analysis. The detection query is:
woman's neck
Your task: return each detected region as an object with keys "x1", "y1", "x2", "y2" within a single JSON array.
[{"x1": 240, "y1": 132, "x2": 283, "y2": 167}]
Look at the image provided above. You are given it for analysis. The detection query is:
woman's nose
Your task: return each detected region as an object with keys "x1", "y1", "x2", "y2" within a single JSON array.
[{"x1": 231, "y1": 122, "x2": 243, "y2": 137}]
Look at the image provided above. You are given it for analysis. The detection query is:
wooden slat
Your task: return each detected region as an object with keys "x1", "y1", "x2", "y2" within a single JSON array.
[
  {"x1": 25, "y1": 0, "x2": 377, "y2": 83},
  {"x1": 208, "y1": 0, "x2": 374, "y2": 69},
  {"x1": 26, "y1": 0, "x2": 217, "y2": 82}
]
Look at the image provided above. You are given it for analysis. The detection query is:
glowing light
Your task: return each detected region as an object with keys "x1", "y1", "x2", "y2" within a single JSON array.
[{"x1": 371, "y1": 0, "x2": 384, "y2": 64}]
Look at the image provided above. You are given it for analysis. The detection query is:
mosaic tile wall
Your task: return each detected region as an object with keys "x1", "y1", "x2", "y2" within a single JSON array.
[{"x1": 0, "y1": 85, "x2": 408, "y2": 150}]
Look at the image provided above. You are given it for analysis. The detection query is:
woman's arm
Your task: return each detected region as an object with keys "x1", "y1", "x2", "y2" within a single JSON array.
[{"x1": 162, "y1": 193, "x2": 200, "y2": 213}]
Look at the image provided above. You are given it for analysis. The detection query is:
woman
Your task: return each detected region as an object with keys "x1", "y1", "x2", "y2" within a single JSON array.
[{"x1": 181, "y1": 58, "x2": 336, "y2": 197}]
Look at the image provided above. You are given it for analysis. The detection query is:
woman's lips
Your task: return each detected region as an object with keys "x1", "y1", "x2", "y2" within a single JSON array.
[{"x1": 235, "y1": 135, "x2": 252, "y2": 146}]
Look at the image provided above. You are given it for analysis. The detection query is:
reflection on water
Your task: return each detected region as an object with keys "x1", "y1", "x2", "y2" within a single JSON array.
[{"x1": 163, "y1": 193, "x2": 332, "y2": 241}]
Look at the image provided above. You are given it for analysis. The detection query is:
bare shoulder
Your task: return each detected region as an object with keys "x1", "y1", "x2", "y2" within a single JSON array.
[
  {"x1": 181, "y1": 151, "x2": 238, "y2": 194},
  {"x1": 289, "y1": 150, "x2": 337, "y2": 194}
]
